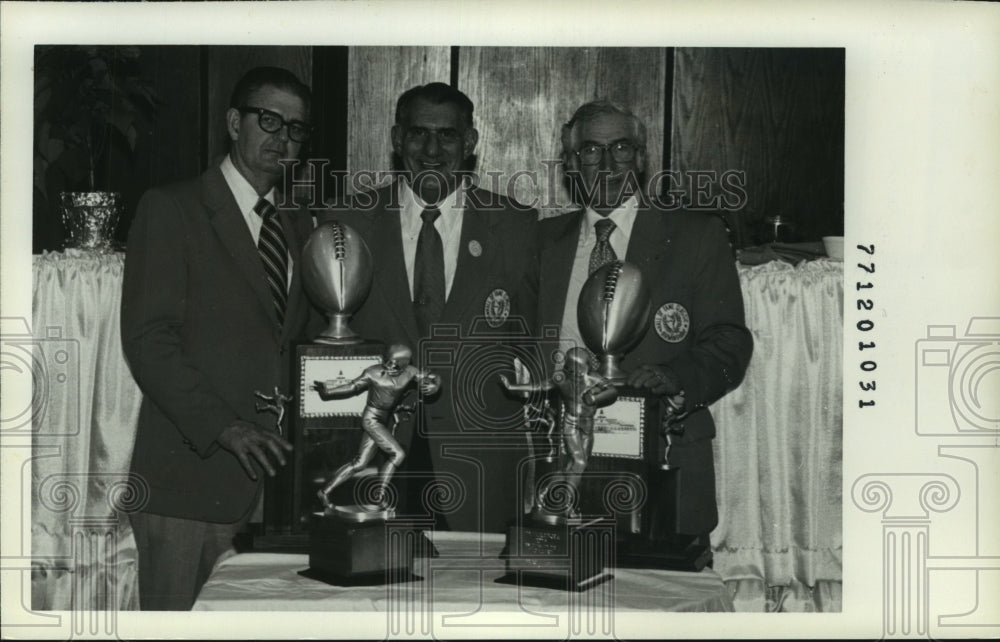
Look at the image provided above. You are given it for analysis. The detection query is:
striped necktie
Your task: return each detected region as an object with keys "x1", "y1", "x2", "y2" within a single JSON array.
[
  {"x1": 589, "y1": 218, "x2": 618, "y2": 275},
  {"x1": 254, "y1": 197, "x2": 288, "y2": 327},
  {"x1": 413, "y1": 206, "x2": 445, "y2": 337}
]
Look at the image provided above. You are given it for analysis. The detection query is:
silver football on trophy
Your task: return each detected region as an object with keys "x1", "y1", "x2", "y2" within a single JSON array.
[
  {"x1": 302, "y1": 221, "x2": 373, "y2": 344},
  {"x1": 577, "y1": 260, "x2": 652, "y2": 383}
]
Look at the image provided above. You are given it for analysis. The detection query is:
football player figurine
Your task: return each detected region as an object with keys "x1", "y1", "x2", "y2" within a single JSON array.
[
  {"x1": 313, "y1": 344, "x2": 441, "y2": 511},
  {"x1": 500, "y1": 347, "x2": 618, "y2": 520}
]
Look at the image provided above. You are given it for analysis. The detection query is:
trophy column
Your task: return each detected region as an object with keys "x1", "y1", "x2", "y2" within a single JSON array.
[
  {"x1": 253, "y1": 221, "x2": 383, "y2": 549},
  {"x1": 292, "y1": 222, "x2": 437, "y2": 584}
]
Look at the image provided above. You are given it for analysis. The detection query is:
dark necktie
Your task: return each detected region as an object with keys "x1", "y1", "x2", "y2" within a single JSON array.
[
  {"x1": 254, "y1": 198, "x2": 288, "y2": 328},
  {"x1": 413, "y1": 206, "x2": 446, "y2": 337},
  {"x1": 589, "y1": 218, "x2": 618, "y2": 275}
]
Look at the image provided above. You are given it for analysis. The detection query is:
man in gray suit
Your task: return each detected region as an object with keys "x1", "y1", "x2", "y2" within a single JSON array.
[{"x1": 122, "y1": 67, "x2": 317, "y2": 609}]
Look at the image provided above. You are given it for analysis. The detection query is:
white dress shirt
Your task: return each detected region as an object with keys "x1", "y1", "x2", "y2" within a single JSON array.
[
  {"x1": 558, "y1": 195, "x2": 639, "y2": 356},
  {"x1": 398, "y1": 180, "x2": 465, "y2": 301},
  {"x1": 220, "y1": 154, "x2": 292, "y2": 289}
]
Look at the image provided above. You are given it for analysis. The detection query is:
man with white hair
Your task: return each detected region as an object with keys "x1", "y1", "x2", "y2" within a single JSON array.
[{"x1": 537, "y1": 99, "x2": 754, "y2": 550}]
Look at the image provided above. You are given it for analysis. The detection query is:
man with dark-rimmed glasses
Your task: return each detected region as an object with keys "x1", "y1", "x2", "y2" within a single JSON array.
[{"x1": 122, "y1": 66, "x2": 319, "y2": 609}]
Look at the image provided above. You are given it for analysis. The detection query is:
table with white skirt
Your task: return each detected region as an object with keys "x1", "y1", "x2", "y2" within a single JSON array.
[
  {"x1": 192, "y1": 531, "x2": 734, "y2": 614},
  {"x1": 29, "y1": 251, "x2": 842, "y2": 613}
]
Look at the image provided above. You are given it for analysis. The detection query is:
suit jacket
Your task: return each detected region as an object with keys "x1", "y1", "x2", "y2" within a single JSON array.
[
  {"x1": 320, "y1": 183, "x2": 540, "y2": 533},
  {"x1": 538, "y1": 206, "x2": 753, "y2": 534},
  {"x1": 121, "y1": 166, "x2": 316, "y2": 524}
]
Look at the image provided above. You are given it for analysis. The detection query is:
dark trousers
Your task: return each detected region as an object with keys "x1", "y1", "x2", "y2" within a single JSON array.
[{"x1": 129, "y1": 510, "x2": 249, "y2": 610}]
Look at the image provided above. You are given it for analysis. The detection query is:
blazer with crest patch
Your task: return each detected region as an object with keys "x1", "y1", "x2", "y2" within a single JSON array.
[
  {"x1": 538, "y1": 206, "x2": 753, "y2": 535},
  {"x1": 321, "y1": 182, "x2": 540, "y2": 533}
]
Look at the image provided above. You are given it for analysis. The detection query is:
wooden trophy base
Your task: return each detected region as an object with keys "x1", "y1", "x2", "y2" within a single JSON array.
[
  {"x1": 498, "y1": 517, "x2": 615, "y2": 591},
  {"x1": 610, "y1": 466, "x2": 713, "y2": 573},
  {"x1": 301, "y1": 511, "x2": 434, "y2": 586}
]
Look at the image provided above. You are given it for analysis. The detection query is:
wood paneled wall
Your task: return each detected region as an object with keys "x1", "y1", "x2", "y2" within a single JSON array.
[
  {"x1": 33, "y1": 45, "x2": 843, "y2": 251},
  {"x1": 672, "y1": 48, "x2": 844, "y2": 243},
  {"x1": 459, "y1": 47, "x2": 666, "y2": 217},
  {"x1": 343, "y1": 47, "x2": 667, "y2": 216},
  {"x1": 346, "y1": 47, "x2": 450, "y2": 186}
]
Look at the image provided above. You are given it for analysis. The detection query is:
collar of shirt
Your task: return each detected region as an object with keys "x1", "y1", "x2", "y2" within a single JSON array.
[
  {"x1": 398, "y1": 179, "x2": 466, "y2": 239},
  {"x1": 581, "y1": 194, "x2": 639, "y2": 256},
  {"x1": 220, "y1": 154, "x2": 277, "y2": 242},
  {"x1": 557, "y1": 194, "x2": 640, "y2": 357},
  {"x1": 220, "y1": 155, "x2": 292, "y2": 291},
  {"x1": 397, "y1": 179, "x2": 467, "y2": 299}
]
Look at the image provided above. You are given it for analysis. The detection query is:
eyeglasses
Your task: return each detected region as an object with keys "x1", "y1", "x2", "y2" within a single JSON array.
[
  {"x1": 239, "y1": 106, "x2": 313, "y2": 143},
  {"x1": 404, "y1": 126, "x2": 463, "y2": 146},
  {"x1": 575, "y1": 141, "x2": 638, "y2": 165}
]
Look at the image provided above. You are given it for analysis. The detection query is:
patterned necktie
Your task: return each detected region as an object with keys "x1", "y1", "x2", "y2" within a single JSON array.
[
  {"x1": 589, "y1": 218, "x2": 618, "y2": 275},
  {"x1": 254, "y1": 198, "x2": 288, "y2": 328},
  {"x1": 413, "y1": 206, "x2": 445, "y2": 337}
]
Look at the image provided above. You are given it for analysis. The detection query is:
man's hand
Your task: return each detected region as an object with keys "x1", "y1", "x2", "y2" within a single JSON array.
[
  {"x1": 419, "y1": 373, "x2": 441, "y2": 396},
  {"x1": 627, "y1": 364, "x2": 682, "y2": 397},
  {"x1": 216, "y1": 420, "x2": 293, "y2": 481}
]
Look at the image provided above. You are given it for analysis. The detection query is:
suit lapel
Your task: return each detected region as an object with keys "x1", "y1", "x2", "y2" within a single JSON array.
[
  {"x1": 539, "y1": 210, "x2": 583, "y2": 328},
  {"x1": 367, "y1": 191, "x2": 421, "y2": 347},
  {"x1": 277, "y1": 200, "x2": 311, "y2": 342},
  {"x1": 626, "y1": 207, "x2": 672, "y2": 266},
  {"x1": 202, "y1": 168, "x2": 277, "y2": 330},
  {"x1": 443, "y1": 199, "x2": 497, "y2": 323}
]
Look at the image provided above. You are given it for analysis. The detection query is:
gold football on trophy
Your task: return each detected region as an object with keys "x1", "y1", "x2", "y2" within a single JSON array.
[
  {"x1": 577, "y1": 260, "x2": 652, "y2": 382},
  {"x1": 302, "y1": 221, "x2": 373, "y2": 344}
]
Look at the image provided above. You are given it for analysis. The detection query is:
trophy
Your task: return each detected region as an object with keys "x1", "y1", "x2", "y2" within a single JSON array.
[
  {"x1": 576, "y1": 261, "x2": 711, "y2": 571},
  {"x1": 498, "y1": 348, "x2": 619, "y2": 590},
  {"x1": 576, "y1": 261, "x2": 651, "y2": 383},
  {"x1": 279, "y1": 221, "x2": 436, "y2": 583},
  {"x1": 301, "y1": 221, "x2": 373, "y2": 344},
  {"x1": 501, "y1": 348, "x2": 618, "y2": 524},
  {"x1": 304, "y1": 344, "x2": 439, "y2": 584},
  {"x1": 255, "y1": 387, "x2": 293, "y2": 436}
]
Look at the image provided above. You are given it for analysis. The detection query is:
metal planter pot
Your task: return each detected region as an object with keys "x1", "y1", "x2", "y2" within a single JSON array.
[{"x1": 60, "y1": 191, "x2": 122, "y2": 252}]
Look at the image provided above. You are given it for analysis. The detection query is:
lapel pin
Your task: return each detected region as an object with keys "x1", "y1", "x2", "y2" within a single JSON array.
[{"x1": 468, "y1": 240, "x2": 483, "y2": 257}]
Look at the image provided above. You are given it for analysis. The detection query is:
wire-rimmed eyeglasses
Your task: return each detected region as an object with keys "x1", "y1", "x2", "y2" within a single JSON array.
[{"x1": 575, "y1": 141, "x2": 638, "y2": 165}]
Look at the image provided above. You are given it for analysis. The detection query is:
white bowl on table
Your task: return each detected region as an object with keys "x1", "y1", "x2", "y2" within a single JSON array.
[{"x1": 822, "y1": 236, "x2": 844, "y2": 260}]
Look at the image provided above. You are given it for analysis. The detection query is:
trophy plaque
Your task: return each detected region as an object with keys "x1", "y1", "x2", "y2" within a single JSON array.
[
  {"x1": 500, "y1": 517, "x2": 615, "y2": 591},
  {"x1": 575, "y1": 261, "x2": 711, "y2": 571}
]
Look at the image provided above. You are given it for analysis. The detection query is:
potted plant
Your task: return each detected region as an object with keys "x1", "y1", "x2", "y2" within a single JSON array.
[{"x1": 34, "y1": 45, "x2": 160, "y2": 251}]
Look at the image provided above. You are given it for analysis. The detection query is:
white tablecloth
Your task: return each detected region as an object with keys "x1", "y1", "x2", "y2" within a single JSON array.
[
  {"x1": 30, "y1": 250, "x2": 142, "y2": 612},
  {"x1": 193, "y1": 532, "x2": 733, "y2": 613},
  {"x1": 30, "y1": 252, "x2": 840, "y2": 612}
]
